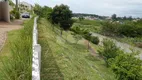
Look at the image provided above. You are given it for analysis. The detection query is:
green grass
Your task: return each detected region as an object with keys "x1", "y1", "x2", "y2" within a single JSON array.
[
  {"x1": 0, "y1": 17, "x2": 34, "y2": 80},
  {"x1": 75, "y1": 19, "x2": 102, "y2": 26},
  {"x1": 38, "y1": 18, "x2": 116, "y2": 80},
  {"x1": 73, "y1": 19, "x2": 102, "y2": 33}
]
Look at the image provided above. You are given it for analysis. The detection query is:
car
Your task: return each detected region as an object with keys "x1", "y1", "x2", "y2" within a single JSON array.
[{"x1": 22, "y1": 12, "x2": 30, "y2": 18}]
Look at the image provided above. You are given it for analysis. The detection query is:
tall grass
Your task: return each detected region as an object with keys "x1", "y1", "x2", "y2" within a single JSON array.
[{"x1": 0, "y1": 17, "x2": 34, "y2": 80}]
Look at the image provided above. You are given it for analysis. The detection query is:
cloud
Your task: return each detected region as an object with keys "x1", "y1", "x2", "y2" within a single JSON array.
[{"x1": 20, "y1": 0, "x2": 142, "y2": 17}]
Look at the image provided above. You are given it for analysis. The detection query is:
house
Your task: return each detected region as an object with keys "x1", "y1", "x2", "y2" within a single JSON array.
[
  {"x1": 0, "y1": 0, "x2": 10, "y2": 22},
  {"x1": 19, "y1": 1, "x2": 33, "y2": 13}
]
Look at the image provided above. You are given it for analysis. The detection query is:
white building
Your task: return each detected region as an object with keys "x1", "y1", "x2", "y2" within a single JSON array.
[{"x1": 19, "y1": 1, "x2": 32, "y2": 12}]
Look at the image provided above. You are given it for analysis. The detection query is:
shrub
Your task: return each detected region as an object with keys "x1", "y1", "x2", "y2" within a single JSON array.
[
  {"x1": 98, "y1": 39, "x2": 120, "y2": 66},
  {"x1": 71, "y1": 25, "x2": 89, "y2": 35},
  {"x1": 10, "y1": 9, "x2": 20, "y2": 19},
  {"x1": 15, "y1": 11, "x2": 20, "y2": 19},
  {"x1": 83, "y1": 33, "x2": 91, "y2": 40},
  {"x1": 90, "y1": 36, "x2": 99, "y2": 45},
  {"x1": 98, "y1": 39, "x2": 142, "y2": 80},
  {"x1": 102, "y1": 21, "x2": 142, "y2": 37},
  {"x1": 109, "y1": 52, "x2": 142, "y2": 80}
]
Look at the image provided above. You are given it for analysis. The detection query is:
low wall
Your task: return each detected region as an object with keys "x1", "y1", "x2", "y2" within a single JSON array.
[{"x1": 32, "y1": 17, "x2": 41, "y2": 80}]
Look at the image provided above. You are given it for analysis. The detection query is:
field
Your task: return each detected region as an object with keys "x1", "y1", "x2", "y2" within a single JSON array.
[
  {"x1": 38, "y1": 18, "x2": 116, "y2": 80},
  {"x1": 74, "y1": 19, "x2": 102, "y2": 33},
  {"x1": 74, "y1": 19, "x2": 142, "y2": 48}
]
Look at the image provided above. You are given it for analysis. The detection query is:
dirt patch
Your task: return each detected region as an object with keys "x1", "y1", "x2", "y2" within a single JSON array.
[{"x1": 0, "y1": 19, "x2": 23, "y2": 51}]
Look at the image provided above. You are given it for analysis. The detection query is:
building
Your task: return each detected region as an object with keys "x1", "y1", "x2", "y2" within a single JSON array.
[
  {"x1": 19, "y1": 1, "x2": 32, "y2": 13},
  {"x1": 0, "y1": 0, "x2": 10, "y2": 22}
]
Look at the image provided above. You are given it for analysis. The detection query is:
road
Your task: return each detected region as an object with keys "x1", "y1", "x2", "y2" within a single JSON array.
[{"x1": 91, "y1": 32, "x2": 142, "y2": 59}]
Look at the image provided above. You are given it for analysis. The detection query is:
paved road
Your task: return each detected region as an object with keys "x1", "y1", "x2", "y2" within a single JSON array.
[
  {"x1": 0, "y1": 20, "x2": 23, "y2": 51},
  {"x1": 91, "y1": 32, "x2": 142, "y2": 59}
]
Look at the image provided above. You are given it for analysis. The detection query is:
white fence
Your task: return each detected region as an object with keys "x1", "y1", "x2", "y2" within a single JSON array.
[{"x1": 32, "y1": 17, "x2": 41, "y2": 80}]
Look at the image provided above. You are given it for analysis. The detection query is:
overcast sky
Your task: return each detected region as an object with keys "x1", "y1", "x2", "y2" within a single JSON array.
[{"x1": 20, "y1": 0, "x2": 142, "y2": 18}]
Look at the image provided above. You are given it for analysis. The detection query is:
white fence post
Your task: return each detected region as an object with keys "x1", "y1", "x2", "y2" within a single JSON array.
[{"x1": 32, "y1": 17, "x2": 41, "y2": 80}]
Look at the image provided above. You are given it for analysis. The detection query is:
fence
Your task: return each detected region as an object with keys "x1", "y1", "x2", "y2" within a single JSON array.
[{"x1": 32, "y1": 17, "x2": 41, "y2": 80}]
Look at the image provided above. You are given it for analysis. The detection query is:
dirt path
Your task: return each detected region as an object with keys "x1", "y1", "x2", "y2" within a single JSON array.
[
  {"x1": 0, "y1": 20, "x2": 23, "y2": 51},
  {"x1": 91, "y1": 32, "x2": 142, "y2": 59}
]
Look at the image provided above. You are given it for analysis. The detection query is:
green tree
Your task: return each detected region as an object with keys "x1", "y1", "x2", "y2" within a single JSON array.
[
  {"x1": 111, "y1": 14, "x2": 117, "y2": 20},
  {"x1": 79, "y1": 16, "x2": 84, "y2": 21},
  {"x1": 34, "y1": 4, "x2": 42, "y2": 15},
  {"x1": 123, "y1": 16, "x2": 127, "y2": 20},
  {"x1": 8, "y1": 0, "x2": 15, "y2": 7},
  {"x1": 40, "y1": 6, "x2": 53, "y2": 20},
  {"x1": 51, "y1": 4, "x2": 73, "y2": 35}
]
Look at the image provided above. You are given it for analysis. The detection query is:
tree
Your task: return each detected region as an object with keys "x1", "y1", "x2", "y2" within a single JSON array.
[
  {"x1": 128, "y1": 16, "x2": 132, "y2": 20},
  {"x1": 79, "y1": 16, "x2": 84, "y2": 21},
  {"x1": 123, "y1": 16, "x2": 127, "y2": 20},
  {"x1": 33, "y1": 4, "x2": 42, "y2": 15},
  {"x1": 51, "y1": 4, "x2": 73, "y2": 35},
  {"x1": 111, "y1": 14, "x2": 117, "y2": 20},
  {"x1": 40, "y1": 6, "x2": 53, "y2": 20},
  {"x1": 8, "y1": 0, "x2": 15, "y2": 7}
]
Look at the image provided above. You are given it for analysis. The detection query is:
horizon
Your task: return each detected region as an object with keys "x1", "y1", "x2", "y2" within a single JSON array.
[{"x1": 18, "y1": 0, "x2": 142, "y2": 18}]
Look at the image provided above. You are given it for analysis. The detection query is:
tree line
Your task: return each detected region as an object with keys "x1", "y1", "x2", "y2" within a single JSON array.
[{"x1": 34, "y1": 4, "x2": 73, "y2": 35}]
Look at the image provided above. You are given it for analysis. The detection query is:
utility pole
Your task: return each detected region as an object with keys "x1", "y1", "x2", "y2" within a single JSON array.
[{"x1": 16, "y1": 0, "x2": 18, "y2": 11}]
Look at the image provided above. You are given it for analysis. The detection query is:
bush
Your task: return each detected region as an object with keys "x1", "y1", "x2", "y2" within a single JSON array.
[
  {"x1": 10, "y1": 9, "x2": 20, "y2": 19},
  {"x1": 102, "y1": 21, "x2": 142, "y2": 37},
  {"x1": 71, "y1": 25, "x2": 89, "y2": 35},
  {"x1": 98, "y1": 39, "x2": 120, "y2": 66},
  {"x1": 98, "y1": 39, "x2": 142, "y2": 80},
  {"x1": 109, "y1": 52, "x2": 142, "y2": 80},
  {"x1": 90, "y1": 36, "x2": 99, "y2": 45},
  {"x1": 15, "y1": 11, "x2": 20, "y2": 19}
]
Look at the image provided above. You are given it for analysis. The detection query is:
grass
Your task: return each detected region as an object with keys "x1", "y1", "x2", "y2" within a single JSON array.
[
  {"x1": 75, "y1": 19, "x2": 102, "y2": 26},
  {"x1": 73, "y1": 19, "x2": 102, "y2": 33},
  {"x1": 38, "y1": 18, "x2": 116, "y2": 80},
  {"x1": 0, "y1": 17, "x2": 34, "y2": 80}
]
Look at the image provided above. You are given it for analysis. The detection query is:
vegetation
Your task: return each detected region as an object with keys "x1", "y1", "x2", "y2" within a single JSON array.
[
  {"x1": 33, "y1": 4, "x2": 42, "y2": 16},
  {"x1": 38, "y1": 18, "x2": 116, "y2": 80},
  {"x1": 10, "y1": 8, "x2": 20, "y2": 19},
  {"x1": 34, "y1": 3, "x2": 142, "y2": 80},
  {"x1": 98, "y1": 40, "x2": 142, "y2": 80},
  {"x1": 51, "y1": 4, "x2": 73, "y2": 31},
  {"x1": 0, "y1": 17, "x2": 34, "y2": 80},
  {"x1": 111, "y1": 14, "x2": 117, "y2": 20},
  {"x1": 9, "y1": 0, "x2": 15, "y2": 7},
  {"x1": 71, "y1": 25, "x2": 100, "y2": 45},
  {"x1": 98, "y1": 39, "x2": 120, "y2": 66}
]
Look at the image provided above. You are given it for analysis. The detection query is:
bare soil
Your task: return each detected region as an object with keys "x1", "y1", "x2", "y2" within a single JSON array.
[{"x1": 0, "y1": 20, "x2": 23, "y2": 51}]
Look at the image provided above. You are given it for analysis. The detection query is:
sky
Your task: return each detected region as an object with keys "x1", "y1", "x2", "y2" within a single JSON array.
[{"x1": 19, "y1": 0, "x2": 142, "y2": 18}]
